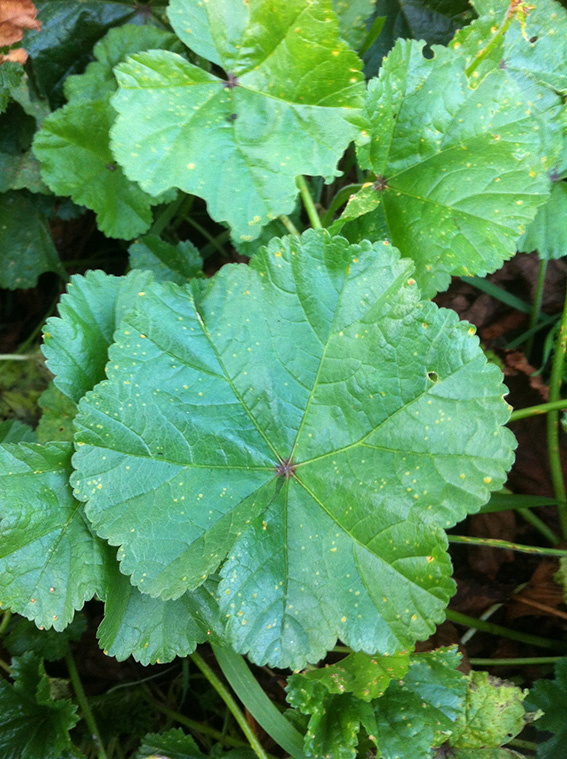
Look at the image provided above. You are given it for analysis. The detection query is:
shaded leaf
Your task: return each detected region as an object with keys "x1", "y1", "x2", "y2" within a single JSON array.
[
  {"x1": 4, "y1": 613, "x2": 86, "y2": 661},
  {"x1": 110, "y1": 0, "x2": 364, "y2": 241},
  {"x1": 33, "y1": 99, "x2": 164, "y2": 239},
  {"x1": 137, "y1": 728, "x2": 205, "y2": 759},
  {"x1": 23, "y1": 0, "x2": 139, "y2": 104},
  {"x1": 0, "y1": 419, "x2": 36, "y2": 443},
  {"x1": 0, "y1": 652, "x2": 79, "y2": 759},
  {"x1": 98, "y1": 566, "x2": 222, "y2": 665},
  {"x1": 42, "y1": 269, "x2": 154, "y2": 404},
  {"x1": 36, "y1": 383, "x2": 77, "y2": 443},
  {"x1": 518, "y1": 179, "x2": 567, "y2": 260},
  {"x1": 0, "y1": 60, "x2": 24, "y2": 113},
  {"x1": 527, "y1": 658, "x2": 567, "y2": 759},
  {"x1": 0, "y1": 442, "x2": 110, "y2": 630},
  {"x1": 129, "y1": 235, "x2": 202, "y2": 285},
  {"x1": 341, "y1": 39, "x2": 549, "y2": 296},
  {"x1": 64, "y1": 23, "x2": 184, "y2": 104},
  {"x1": 72, "y1": 230, "x2": 514, "y2": 669},
  {"x1": 0, "y1": 191, "x2": 63, "y2": 289}
]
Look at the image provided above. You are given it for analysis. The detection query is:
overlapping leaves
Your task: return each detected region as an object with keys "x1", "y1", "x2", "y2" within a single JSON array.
[
  {"x1": 72, "y1": 230, "x2": 515, "y2": 668},
  {"x1": 334, "y1": 39, "x2": 549, "y2": 296},
  {"x1": 110, "y1": 0, "x2": 365, "y2": 240}
]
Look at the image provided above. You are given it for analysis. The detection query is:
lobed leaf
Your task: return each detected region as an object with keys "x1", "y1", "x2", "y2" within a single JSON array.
[
  {"x1": 129, "y1": 235, "x2": 203, "y2": 285},
  {"x1": 0, "y1": 442, "x2": 110, "y2": 630},
  {"x1": 33, "y1": 99, "x2": 165, "y2": 239},
  {"x1": 0, "y1": 191, "x2": 63, "y2": 289},
  {"x1": 72, "y1": 230, "x2": 515, "y2": 668},
  {"x1": 42, "y1": 269, "x2": 154, "y2": 404},
  {"x1": 0, "y1": 653, "x2": 79, "y2": 759},
  {"x1": 526, "y1": 657, "x2": 567, "y2": 759},
  {"x1": 338, "y1": 39, "x2": 549, "y2": 296},
  {"x1": 110, "y1": 0, "x2": 365, "y2": 240}
]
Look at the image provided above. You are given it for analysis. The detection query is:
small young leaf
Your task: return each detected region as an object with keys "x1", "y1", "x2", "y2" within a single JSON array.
[
  {"x1": 343, "y1": 40, "x2": 549, "y2": 296},
  {"x1": 450, "y1": 671, "x2": 530, "y2": 749},
  {"x1": 0, "y1": 442, "x2": 110, "y2": 630},
  {"x1": 0, "y1": 652, "x2": 79, "y2": 758},
  {"x1": 33, "y1": 99, "x2": 164, "y2": 239},
  {"x1": 0, "y1": 191, "x2": 63, "y2": 289},
  {"x1": 42, "y1": 269, "x2": 154, "y2": 404},
  {"x1": 73, "y1": 230, "x2": 515, "y2": 669},
  {"x1": 110, "y1": 0, "x2": 365, "y2": 240},
  {"x1": 332, "y1": 0, "x2": 376, "y2": 50},
  {"x1": 137, "y1": 728, "x2": 205, "y2": 759},
  {"x1": 129, "y1": 235, "x2": 202, "y2": 285}
]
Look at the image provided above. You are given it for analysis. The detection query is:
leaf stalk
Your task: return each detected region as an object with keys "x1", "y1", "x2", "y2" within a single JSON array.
[
  {"x1": 65, "y1": 652, "x2": 107, "y2": 759},
  {"x1": 296, "y1": 176, "x2": 322, "y2": 229},
  {"x1": 446, "y1": 610, "x2": 566, "y2": 650}
]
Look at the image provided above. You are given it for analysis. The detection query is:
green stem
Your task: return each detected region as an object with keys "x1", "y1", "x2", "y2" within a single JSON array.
[
  {"x1": 508, "y1": 738, "x2": 538, "y2": 752},
  {"x1": 186, "y1": 218, "x2": 228, "y2": 257},
  {"x1": 152, "y1": 701, "x2": 249, "y2": 748},
  {"x1": 518, "y1": 507, "x2": 560, "y2": 546},
  {"x1": 320, "y1": 183, "x2": 363, "y2": 227},
  {"x1": 0, "y1": 658, "x2": 11, "y2": 674},
  {"x1": 65, "y1": 652, "x2": 107, "y2": 759},
  {"x1": 461, "y1": 276, "x2": 532, "y2": 313},
  {"x1": 469, "y1": 657, "x2": 562, "y2": 666},
  {"x1": 526, "y1": 258, "x2": 548, "y2": 359},
  {"x1": 0, "y1": 354, "x2": 37, "y2": 361},
  {"x1": 296, "y1": 176, "x2": 322, "y2": 229},
  {"x1": 279, "y1": 214, "x2": 300, "y2": 236},
  {"x1": 464, "y1": 3, "x2": 516, "y2": 78},
  {"x1": 0, "y1": 610, "x2": 12, "y2": 637},
  {"x1": 446, "y1": 610, "x2": 566, "y2": 650},
  {"x1": 448, "y1": 534, "x2": 567, "y2": 556},
  {"x1": 510, "y1": 399, "x2": 567, "y2": 422},
  {"x1": 547, "y1": 282, "x2": 567, "y2": 538},
  {"x1": 149, "y1": 193, "x2": 187, "y2": 236},
  {"x1": 190, "y1": 651, "x2": 270, "y2": 759}
]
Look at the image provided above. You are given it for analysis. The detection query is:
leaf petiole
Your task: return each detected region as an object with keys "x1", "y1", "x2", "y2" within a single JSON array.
[
  {"x1": 509, "y1": 399, "x2": 567, "y2": 421},
  {"x1": 446, "y1": 610, "x2": 567, "y2": 650},
  {"x1": 448, "y1": 534, "x2": 567, "y2": 556},
  {"x1": 65, "y1": 652, "x2": 107, "y2": 759},
  {"x1": 296, "y1": 176, "x2": 322, "y2": 229}
]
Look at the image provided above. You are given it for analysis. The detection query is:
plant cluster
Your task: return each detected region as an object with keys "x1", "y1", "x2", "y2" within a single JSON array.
[{"x1": 1, "y1": 0, "x2": 567, "y2": 757}]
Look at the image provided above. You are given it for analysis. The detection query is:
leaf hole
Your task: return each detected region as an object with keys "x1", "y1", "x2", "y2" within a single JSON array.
[
  {"x1": 427, "y1": 371, "x2": 439, "y2": 383},
  {"x1": 529, "y1": 35, "x2": 538, "y2": 44}
]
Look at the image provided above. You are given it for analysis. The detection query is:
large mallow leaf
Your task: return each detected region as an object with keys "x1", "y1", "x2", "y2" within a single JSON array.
[
  {"x1": 109, "y1": 0, "x2": 365, "y2": 241},
  {"x1": 0, "y1": 442, "x2": 110, "y2": 631},
  {"x1": 72, "y1": 230, "x2": 515, "y2": 669},
  {"x1": 338, "y1": 39, "x2": 549, "y2": 297}
]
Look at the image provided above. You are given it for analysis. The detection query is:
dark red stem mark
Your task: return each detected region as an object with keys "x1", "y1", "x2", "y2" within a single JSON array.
[
  {"x1": 372, "y1": 175, "x2": 389, "y2": 192},
  {"x1": 223, "y1": 72, "x2": 240, "y2": 89},
  {"x1": 276, "y1": 458, "x2": 296, "y2": 478}
]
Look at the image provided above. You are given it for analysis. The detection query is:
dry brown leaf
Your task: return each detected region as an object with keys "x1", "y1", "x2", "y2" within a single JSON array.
[
  {"x1": 0, "y1": 47, "x2": 27, "y2": 63},
  {"x1": 0, "y1": 0, "x2": 40, "y2": 58},
  {"x1": 507, "y1": 557, "x2": 567, "y2": 620}
]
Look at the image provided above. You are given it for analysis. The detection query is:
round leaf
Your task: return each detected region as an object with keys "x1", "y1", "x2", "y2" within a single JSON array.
[{"x1": 73, "y1": 230, "x2": 515, "y2": 668}]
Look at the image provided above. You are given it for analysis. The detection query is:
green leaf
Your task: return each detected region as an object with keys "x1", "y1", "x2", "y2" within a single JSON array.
[
  {"x1": 0, "y1": 150, "x2": 48, "y2": 193},
  {"x1": 0, "y1": 442, "x2": 109, "y2": 630},
  {"x1": 36, "y1": 384, "x2": 78, "y2": 443},
  {"x1": 33, "y1": 99, "x2": 165, "y2": 239},
  {"x1": 0, "y1": 62, "x2": 24, "y2": 114},
  {"x1": 23, "y1": 0, "x2": 139, "y2": 104},
  {"x1": 110, "y1": 0, "x2": 365, "y2": 241},
  {"x1": 332, "y1": 0, "x2": 376, "y2": 50},
  {"x1": 97, "y1": 566, "x2": 222, "y2": 665},
  {"x1": 72, "y1": 230, "x2": 515, "y2": 669},
  {"x1": 129, "y1": 235, "x2": 203, "y2": 285},
  {"x1": 64, "y1": 24, "x2": 184, "y2": 104},
  {"x1": 0, "y1": 420, "x2": 36, "y2": 444},
  {"x1": 4, "y1": 614, "x2": 86, "y2": 662},
  {"x1": 343, "y1": 39, "x2": 549, "y2": 296},
  {"x1": 374, "y1": 647, "x2": 466, "y2": 758},
  {"x1": 527, "y1": 658, "x2": 567, "y2": 759},
  {"x1": 0, "y1": 652, "x2": 79, "y2": 759},
  {"x1": 287, "y1": 652, "x2": 409, "y2": 759},
  {"x1": 42, "y1": 269, "x2": 155, "y2": 404},
  {"x1": 450, "y1": 671, "x2": 529, "y2": 749},
  {"x1": 0, "y1": 191, "x2": 63, "y2": 289},
  {"x1": 518, "y1": 179, "x2": 567, "y2": 260},
  {"x1": 137, "y1": 728, "x2": 205, "y2": 759},
  {"x1": 363, "y1": 0, "x2": 474, "y2": 78}
]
